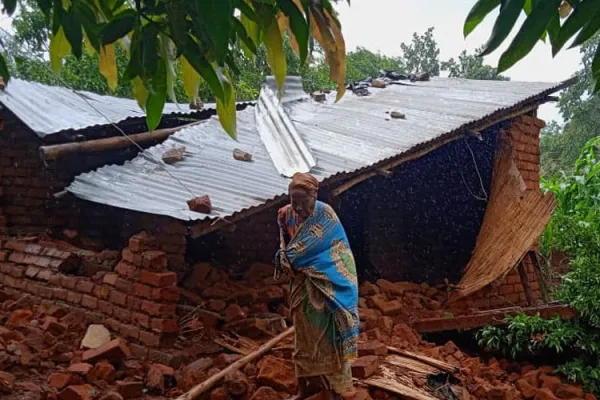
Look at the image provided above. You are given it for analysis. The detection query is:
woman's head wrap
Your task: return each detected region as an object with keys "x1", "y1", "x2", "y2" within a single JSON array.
[{"x1": 289, "y1": 172, "x2": 319, "y2": 198}]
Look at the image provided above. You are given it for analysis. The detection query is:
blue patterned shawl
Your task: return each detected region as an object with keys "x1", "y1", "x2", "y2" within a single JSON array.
[{"x1": 280, "y1": 201, "x2": 360, "y2": 359}]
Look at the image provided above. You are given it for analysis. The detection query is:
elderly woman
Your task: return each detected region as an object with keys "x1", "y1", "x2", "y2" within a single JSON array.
[{"x1": 276, "y1": 173, "x2": 360, "y2": 400}]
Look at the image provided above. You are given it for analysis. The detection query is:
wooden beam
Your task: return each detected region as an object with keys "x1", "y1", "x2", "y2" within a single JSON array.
[
  {"x1": 528, "y1": 250, "x2": 550, "y2": 303},
  {"x1": 517, "y1": 260, "x2": 534, "y2": 306},
  {"x1": 387, "y1": 347, "x2": 458, "y2": 373},
  {"x1": 176, "y1": 327, "x2": 295, "y2": 400},
  {"x1": 410, "y1": 303, "x2": 574, "y2": 333},
  {"x1": 40, "y1": 121, "x2": 204, "y2": 161}
]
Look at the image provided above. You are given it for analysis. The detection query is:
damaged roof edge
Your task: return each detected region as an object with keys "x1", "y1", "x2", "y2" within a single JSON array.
[{"x1": 189, "y1": 77, "x2": 574, "y2": 238}]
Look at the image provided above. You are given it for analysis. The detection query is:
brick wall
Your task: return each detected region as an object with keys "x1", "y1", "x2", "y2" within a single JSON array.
[{"x1": 0, "y1": 234, "x2": 181, "y2": 360}]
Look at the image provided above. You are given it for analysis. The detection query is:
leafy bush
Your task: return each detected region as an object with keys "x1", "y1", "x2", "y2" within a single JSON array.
[{"x1": 478, "y1": 137, "x2": 600, "y2": 395}]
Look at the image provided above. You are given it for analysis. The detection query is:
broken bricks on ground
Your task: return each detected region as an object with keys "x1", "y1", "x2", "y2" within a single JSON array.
[{"x1": 0, "y1": 234, "x2": 594, "y2": 400}]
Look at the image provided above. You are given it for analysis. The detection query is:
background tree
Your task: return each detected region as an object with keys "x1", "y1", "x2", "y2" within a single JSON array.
[
  {"x1": 399, "y1": 27, "x2": 440, "y2": 76},
  {"x1": 441, "y1": 46, "x2": 509, "y2": 80}
]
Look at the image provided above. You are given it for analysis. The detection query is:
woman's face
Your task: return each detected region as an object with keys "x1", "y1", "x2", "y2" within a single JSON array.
[{"x1": 290, "y1": 188, "x2": 316, "y2": 221}]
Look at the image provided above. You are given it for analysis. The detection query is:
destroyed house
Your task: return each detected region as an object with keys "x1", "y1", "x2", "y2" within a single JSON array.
[{"x1": 0, "y1": 76, "x2": 573, "y2": 357}]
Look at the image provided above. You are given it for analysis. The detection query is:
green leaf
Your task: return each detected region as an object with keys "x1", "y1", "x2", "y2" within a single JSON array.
[
  {"x1": 159, "y1": 34, "x2": 178, "y2": 104},
  {"x1": 49, "y1": 27, "x2": 72, "y2": 71},
  {"x1": 233, "y1": 19, "x2": 258, "y2": 59},
  {"x1": 498, "y1": 0, "x2": 562, "y2": 72},
  {"x1": 553, "y1": 0, "x2": 600, "y2": 56},
  {"x1": 0, "y1": 53, "x2": 10, "y2": 82},
  {"x1": 99, "y1": 44, "x2": 118, "y2": 90},
  {"x1": 62, "y1": 8, "x2": 83, "y2": 58},
  {"x1": 73, "y1": 1, "x2": 101, "y2": 52},
  {"x1": 124, "y1": 27, "x2": 143, "y2": 80},
  {"x1": 100, "y1": 9, "x2": 136, "y2": 45},
  {"x1": 480, "y1": 0, "x2": 525, "y2": 56},
  {"x1": 180, "y1": 55, "x2": 202, "y2": 101},
  {"x1": 264, "y1": 19, "x2": 287, "y2": 89},
  {"x1": 195, "y1": 0, "x2": 235, "y2": 64},
  {"x1": 216, "y1": 69, "x2": 237, "y2": 139},
  {"x1": 546, "y1": 11, "x2": 561, "y2": 48},
  {"x1": 234, "y1": 0, "x2": 258, "y2": 21},
  {"x1": 182, "y1": 44, "x2": 225, "y2": 101},
  {"x1": 464, "y1": 0, "x2": 501, "y2": 37},
  {"x1": 279, "y1": 0, "x2": 309, "y2": 63},
  {"x1": 141, "y1": 23, "x2": 159, "y2": 77},
  {"x1": 570, "y1": 9, "x2": 600, "y2": 48},
  {"x1": 2, "y1": 0, "x2": 16, "y2": 14},
  {"x1": 36, "y1": 0, "x2": 52, "y2": 15},
  {"x1": 132, "y1": 76, "x2": 149, "y2": 110},
  {"x1": 145, "y1": 60, "x2": 167, "y2": 131},
  {"x1": 592, "y1": 44, "x2": 600, "y2": 76}
]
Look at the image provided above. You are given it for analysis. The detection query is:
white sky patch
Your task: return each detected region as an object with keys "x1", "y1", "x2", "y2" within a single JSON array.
[{"x1": 336, "y1": 0, "x2": 582, "y2": 124}]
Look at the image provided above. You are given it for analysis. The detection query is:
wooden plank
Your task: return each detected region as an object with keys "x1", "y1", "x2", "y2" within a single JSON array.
[
  {"x1": 411, "y1": 303, "x2": 575, "y2": 333},
  {"x1": 363, "y1": 376, "x2": 439, "y2": 400},
  {"x1": 517, "y1": 261, "x2": 534, "y2": 306},
  {"x1": 528, "y1": 250, "x2": 550, "y2": 302},
  {"x1": 387, "y1": 348, "x2": 458, "y2": 374}
]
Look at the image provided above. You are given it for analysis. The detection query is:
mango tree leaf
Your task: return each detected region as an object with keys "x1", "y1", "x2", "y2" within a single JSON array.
[
  {"x1": 264, "y1": 18, "x2": 287, "y2": 90},
  {"x1": 592, "y1": 45, "x2": 600, "y2": 77},
  {"x1": 325, "y1": 9, "x2": 346, "y2": 101},
  {"x1": 480, "y1": 0, "x2": 525, "y2": 56},
  {"x1": 498, "y1": 0, "x2": 562, "y2": 72},
  {"x1": 132, "y1": 76, "x2": 149, "y2": 110},
  {"x1": 196, "y1": 0, "x2": 235, "y2": 64},
  {"x1": 180, "y1": 55, "x2": 202, "y2": 101},
  {"x1": 73, "y1": 1, "x2": 100, "y2": 51},
  {"x1": 234, "y1": 19, "x2": 258, "y2": 59},
  {"x1": 0, "y1": 54, "x2": 10, "y2": 82},
  {"x1": 552, "y1": 0, "x2": 600, "y2": 55},
  {"x1": 182, "y1": 44, "x2": 225, "y2": 101},
  {"x1": 36, "y1": 0, "x2": 52, "y2": 15},
  {"x1": 99, "y1": 44, "x2": 118, "y2": 90},
  {"x1": 49, "y1": 27, "x2": 72, "y2": 71},
  {"x1": 100, "y1": 9, "x2": 135, "y2": 45},
  {"x1": 145, "y1": 60, "x2": 167, "y2": 131},
  {"x1": 239, "y1": 12, "x2": 260, "y2": 59},
  {"x1": 62, "y1": 7, "x2": 83, "y2": 58},
  {"x1": 570, "y1": 9, "x2": 600, "y2": 48},
  {"x1": 159, "y1": 34, "x2": 178, "y2": 104},
  {"x1": 546, "y1": 12, "x2": 561, "y2": 48},
  {"x1": 464, "y1": 0, "x2": 501, "y2": 37},
  {"x1": 279, "y1": 0, "x2": 309, "y2": 63},
  {"x1": 216, "y1": 69, "x2": 237, "y2": 139}
]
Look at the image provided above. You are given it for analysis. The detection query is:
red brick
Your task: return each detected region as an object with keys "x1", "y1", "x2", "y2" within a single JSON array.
[
  {"x1": 7, "y1": 264, "x2": 24, "y2": 278},
  {"x1": 76, "y1": 279, "x2": 95, "y2": 294},
  {"x1": 57, "y1": 384, "x2": 96, "y2": 400},
  {"x1": 115, "y1": 277, "x2": 132, "y2": 293},
  {"x1": 141, "y1": 251, "x2": 168, "y2": 272},
  {"x1": 5, "y1": 240, "x2": 27, "y2": 252},
  {"x1": 257, "y1": 356, "x2": 297, "y2": 394},
  {"x1": 119, "y1": 324, "x2": 140, "y2": 340},
  {"x1": 104, "y1": 318, "x2": 122, "y2": 333},
  {"x1": 39, "y1": 284, "x2": 54, "y2": 299},
  {"x1": 98, "y1": 300, "x2": 113, "y2": 316},
  {"x1": 151, "y1": 318, "x2": 180, "y2": 333},
  {"x1": 92, "y1": 284, "x2": 110, "y2": 300},
  {"x1": 109, "y1": 290, "x2": 128, "y2": 306},
  {"x1": 53, "y1": 288, "x2": 68, "y2": 301},
  {"x1": 122, "y1": 248, "x2": 142, "y2": 266},
  {"x1": 141, "y1": 300, "x2": 176, "y2": 317},
  {"x1": 117, "y1": 380, "x2": 144, "y2": 399},
  {"x1": 129, "y1": 232, "x2": 157, "y2": 253},
  {"x1": 37, "y1": 269, "x2": 54, "y2": 282},
  {"x1": 351, "y1": 356, "x2": 380, "y2": 379},
  {"x1": 0, "y1": 251, "x2": 6, "y2": 262},
  {"x1": 61, "y1": 275, "x2": 78, "y2": 290},
  {"x1": 48, "y1": 373, "x2": 72, "y2": 390},
  {"x1": 126, "y1": 295, "x2": 142, "y2": 311},
  {"x1": 500, "y1": 285, "x2": 515, "y2": 295},
  {"x1": 103, "y1": 273, "x2": 119, "y2": 286},
  {"x1": 8, "y1": 252, "x2": 26, "y2": 264},
  {"x1": 81, "y1": 295, "x2": 98, "y2": 310},
  {"x1": 67, "y1": 290, "x2": 83, "y2": 305},
  {"x1": 133, "y1": 283, "x2": 153, "y2": 299},
  {"x1": 25, "y1": 265, "x2": 41, "y2": 279},
  {"x1": 115, "y1": 262, "x2": 137, "y2": 280},
  {"x1": 139, "y1": 330, "x2": 161, "y2": 347},
  {"x1": 151, "y1": 286, "x2": 180, "y2": 302},
  {"x1": 82, "y1": 338, "x2": 131, "y2": 363},
  {"x1": 358, "y1": 341, "x2": 388, "y2": 357},
  {"x1": 140, "y1": 271, "x2": 177, "y2": 288},
  {"x1": 113, "y1": 306, "x2": 132, "y2": 323},
  {"x1": 132, "y1": 312, "x2": 151, "y2": 328}
]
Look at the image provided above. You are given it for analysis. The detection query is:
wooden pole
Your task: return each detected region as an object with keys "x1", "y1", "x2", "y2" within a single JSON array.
[
  {"x1": 176, "y1": 327, "x2": 295, "y2": 400},
  {"x1": 517, "y1": 260, "x2": 534, "y2": 306},
  {"x1": 528, "y1": 250, "x2": 550, "y2": 303},
  {"x1": 40, "y1": 121, "x2": 204, "y2": 161}
]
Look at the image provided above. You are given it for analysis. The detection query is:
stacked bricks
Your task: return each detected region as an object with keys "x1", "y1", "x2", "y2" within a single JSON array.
[
  {"x1": 509, "y1": 114, "x2": 545, "y2": 191},
  {"x1": 105, "y1": 231, "x2": 181, "y2": 348}
]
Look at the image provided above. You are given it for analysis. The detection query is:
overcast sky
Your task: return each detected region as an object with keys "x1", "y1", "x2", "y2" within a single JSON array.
[
  {"x1": 0, "y1": 1, "x2": 583, "y2": 123},
  {"x1": 336, "y1": 0, "x2": 582, "y2": 123}
]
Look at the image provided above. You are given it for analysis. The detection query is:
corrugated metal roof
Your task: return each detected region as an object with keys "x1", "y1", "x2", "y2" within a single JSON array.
[
  {"x1": 0, "y1": 78, "x2": 209, "y2": 138},
  {"x1": 66, "y1": 77, "x2": 568, "y2": 222},
  {"x1": 255, "y1": 76, "x2": 315, "y2": 177}
]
